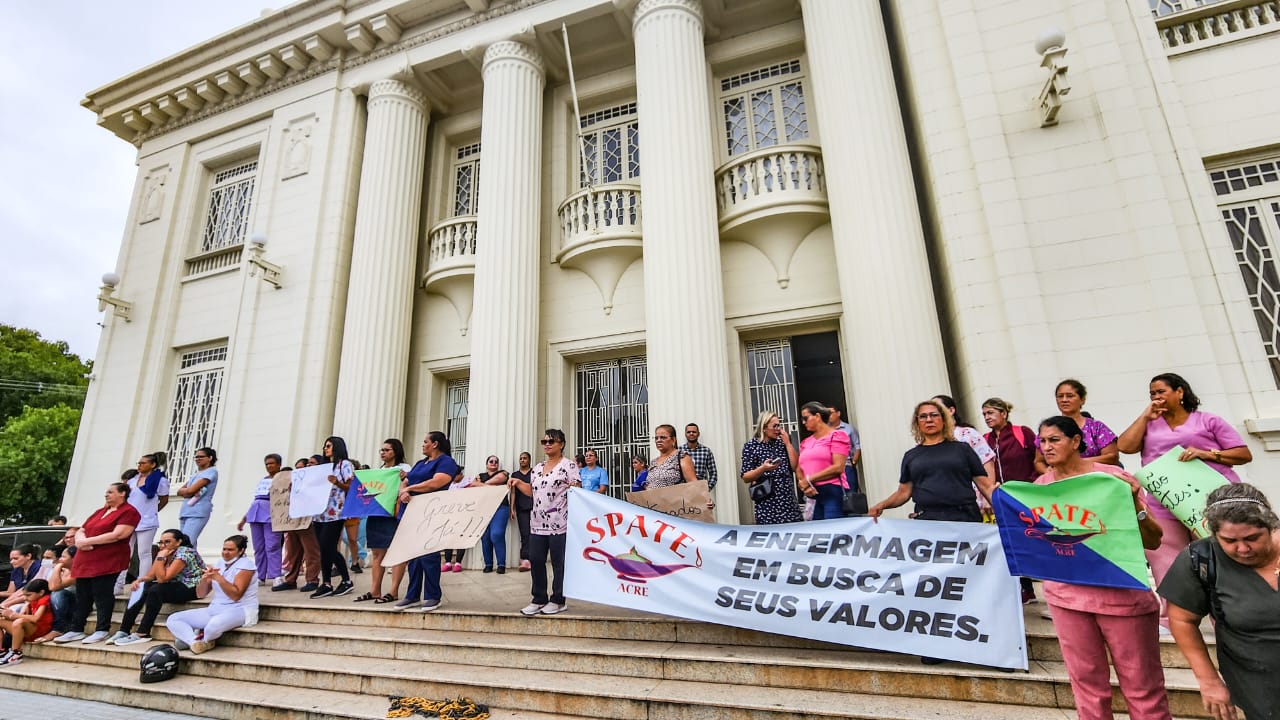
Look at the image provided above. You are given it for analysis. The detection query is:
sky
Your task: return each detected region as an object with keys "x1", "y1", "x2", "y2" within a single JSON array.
[{"x1": 0, "y1": 2, "x2": 275, "y2": 361}]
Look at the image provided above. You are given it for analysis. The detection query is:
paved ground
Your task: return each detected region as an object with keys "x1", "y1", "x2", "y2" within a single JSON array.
[{"x1": 0, "y1": 687, "x2": 214, "y2": 718}]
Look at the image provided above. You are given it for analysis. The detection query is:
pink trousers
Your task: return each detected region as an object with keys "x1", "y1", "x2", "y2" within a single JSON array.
[
  {"x1": 1144, "y1": 514, "x2": 1192, "y2": 626},
  {"x1": 1050, "y1": 604, "x2": 1171, "y2": 720}
]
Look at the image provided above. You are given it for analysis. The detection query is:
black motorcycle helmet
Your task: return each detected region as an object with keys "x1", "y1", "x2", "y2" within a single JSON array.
[{"x1": 139, "y1": 643, "x2": 180, "y2": 683}]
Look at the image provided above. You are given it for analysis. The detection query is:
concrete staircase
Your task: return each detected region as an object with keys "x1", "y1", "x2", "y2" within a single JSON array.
[{"x1": 2, "y1": 572, "x2": 1210, "y2": 720}]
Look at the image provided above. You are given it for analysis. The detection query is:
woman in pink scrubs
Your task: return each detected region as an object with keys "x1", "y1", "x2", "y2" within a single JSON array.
[{"x1": 1116, "y1": 372, "x2": 1252, "y2": 622}]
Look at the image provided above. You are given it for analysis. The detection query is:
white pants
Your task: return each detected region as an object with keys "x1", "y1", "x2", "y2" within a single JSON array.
[
  {"x1": 165, "y1": 605, "x2": 247, "y2": 645},
  {"x1": 116, "y1": 527, "x2": 157, "y2": 591}
]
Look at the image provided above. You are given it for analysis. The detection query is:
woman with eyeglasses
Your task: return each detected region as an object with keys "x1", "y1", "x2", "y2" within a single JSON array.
[
  {"x1": 165, "y1": 534, "x2": 258, "y2": 654},
  {"x1": 394, "y1": 431, "x2": 459, "y2": 612},
  {"x1": 511, "y1": 429, "x2": 580, "y2": 616},
  {"x1": 175, "y1": 447, "x2": 219, "y2": 547},
  {"x1": 645, "y1": 424, "x2": 698, "y2": 489},
  {"x1": 477, "y1": 455, "x2": 512, "y2": 574},
  {"x1": 108, "y1": 529, "x2": 206, "y2": 646},
  {"x1": 740, "y1": 411, "x2": 802, "y2": 525},
  {"x1": 355, "y1": 438, "x2": 410, "y2": 603},
  {"x1": 308, "y1": 436, "x2": 354, "y2": 599}
]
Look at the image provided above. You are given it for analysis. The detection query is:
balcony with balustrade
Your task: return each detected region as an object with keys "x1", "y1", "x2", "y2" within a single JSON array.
[
  {"x1": 555, "y1": 182, "x2": 643, "y2": 314},
  {"x1": 1153, "y1": 0, "x2": 1280, "y2": 54},
  {"x1": 715, "y1": 143, "x2": 828, "y2": 288},
  {"x1": 421, "y1": 215, "x2": 477, "y2": 334}
]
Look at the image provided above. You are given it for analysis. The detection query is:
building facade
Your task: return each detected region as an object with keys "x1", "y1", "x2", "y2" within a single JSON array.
[{"x1": 71, "y1": 0, "x2": 1280, "y2": 553}]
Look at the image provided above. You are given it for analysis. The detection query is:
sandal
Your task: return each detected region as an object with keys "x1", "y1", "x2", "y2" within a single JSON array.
[
  {"x1": 374, "y1": 593, "x2": 397, "y2": 604},
  {"x1": 354, "y1": 592, "x2": 375, "y2": 602}
]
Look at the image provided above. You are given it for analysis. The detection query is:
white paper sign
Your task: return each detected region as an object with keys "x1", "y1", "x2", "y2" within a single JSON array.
[
  {"x1": 565, "y1": 488, "x2": 1027, "y2": 670},
  {"x1": 289, "y1": 463, "x2": 334, "y2": 518},
  {"x1": 383, "y1": 485, "x2": 509, "y2": 566}
]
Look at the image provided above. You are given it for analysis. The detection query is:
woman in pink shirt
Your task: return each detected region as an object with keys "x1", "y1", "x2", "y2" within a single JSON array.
[
  {"x1": 797, "y1": 402, "x2": 850, "y2": 521},
  {"x1": 1116, "y1": 372, "x2": 1252, "y2": 620},
  {"x1": 1037, "y1": 415, "x2": 1169, "y2": 720}
]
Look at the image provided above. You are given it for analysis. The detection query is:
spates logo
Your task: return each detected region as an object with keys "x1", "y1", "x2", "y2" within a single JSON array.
[
  {"x1": 1018, "y1": 502, "x2": 1105, "y2": 556},
  {"x1": 583, "y1": 511, "x2": 703, "y2": 597}
]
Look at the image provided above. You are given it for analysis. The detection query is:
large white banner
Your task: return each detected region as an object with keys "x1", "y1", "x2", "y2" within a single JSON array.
[
  {"x1": 289, "y1": 463, "x2": 334, "y2": 518},
  {"x1": 566, "y1": 489, "x2": 1027, "y2": 669},
  {"x1": 383, "y1": 486, "x2": 509, "y2": 566}
]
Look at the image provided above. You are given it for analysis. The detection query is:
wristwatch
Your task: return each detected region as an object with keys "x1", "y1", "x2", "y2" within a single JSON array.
[{"x1": 1136, "y1": 509, "x2": 1149, "y2": 521}]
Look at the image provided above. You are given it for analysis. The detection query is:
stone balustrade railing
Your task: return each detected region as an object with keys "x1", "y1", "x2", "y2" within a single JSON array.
[
  {"x1": 184, "y1": 244, "x2": 244, "y2": 277},
  {"x1": 427, "y1": 215, "x2": 478, "y2": 267},
  {"x1": 715, "y1": 144, "x2": 827, "y2": 226},
  {"x1": 1154, "y1": 0, "x2": 1280, "y2": 53},
  {"x1": 557, "y1": 183, "x2": 643, "y2": 251}
]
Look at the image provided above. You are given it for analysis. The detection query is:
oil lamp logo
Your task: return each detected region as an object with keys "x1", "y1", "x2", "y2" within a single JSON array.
[
  {"x1": 583, "y1": 511, "x2": 702, "y2": 596},
  {"x1": 1017, "y1": 502, "x2": 1105, "y2": 557}
]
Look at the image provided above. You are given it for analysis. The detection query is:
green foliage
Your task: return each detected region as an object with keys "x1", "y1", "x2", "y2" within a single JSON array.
[
  {"x1": 0, "y1": 324, "x2": 91, "y2": 426},
  {"x1": 0, "y1": 404, "x2": 82, "y2": 524}
]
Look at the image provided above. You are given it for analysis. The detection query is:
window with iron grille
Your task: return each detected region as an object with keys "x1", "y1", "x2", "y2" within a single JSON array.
[
  {"x1": 578, "y1": 103, "x2": 640, "y2": 188},
  {"x1": 1210, "y1": 156, "x2": 1280, "y2": 387},
  {"x1": 199, "y1": 160, "x2": 257, "y2": 253},
  {"x1": 452, "y1": 143, "x2": 481, "y2": 217},
  {"x1": 574, "y1": 356, "x2": 648, "y2": 499},
  {"x1": 719, "y1": 60, "x2": 809, "y2": 157},
  {"x1": 445, "y1": 378, "x2": 469, "y2": 470},
  {"x1": 166, "y1": 345, "x2": 227, "y2": 483},
  {"x1": 745, "y1": 338, "x2": 800, "y2": 444}
]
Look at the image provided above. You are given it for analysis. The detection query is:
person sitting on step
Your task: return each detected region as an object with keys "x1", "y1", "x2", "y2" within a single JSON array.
[
  {"x1": 108, "y1": 529, "x2": 207, "y2": 645},
  {"x1": 0, "y1": 579, "x2": 53, "y2": 666},
  {"x1": 165, "y1": 535, "x2": 258, "y2": 654}
]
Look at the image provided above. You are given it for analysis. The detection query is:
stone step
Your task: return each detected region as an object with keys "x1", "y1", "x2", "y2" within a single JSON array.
[
  {"x1": 115, "y1": 595, "x2": 1208, "y2": 670},
  {"x1": 4, "y1": 644, "x2": 1161, "y2": 720},
  {"x1": 27, "y1": 629, "x2": 1211, "y2": 719}
]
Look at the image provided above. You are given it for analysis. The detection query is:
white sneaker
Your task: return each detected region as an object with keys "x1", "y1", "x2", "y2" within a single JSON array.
[
  {"x1": 540, "y1": 602, "x2": 567, "y2": 615},
  {"x1": 115, "y1": 633, "x2": 151, "y2": 646},
  {"x1": 54, "y1": 631, "x2": 86, "y2": 644},
  {"x1": 82, "y1": 630, "x2": 110, "y2": 644},
  {"x1": 520, "y1": 602, "x2": 546, "y2": 616},
  {"x1": 105, "y1": 631, "x2": 128, "y2": 645}
]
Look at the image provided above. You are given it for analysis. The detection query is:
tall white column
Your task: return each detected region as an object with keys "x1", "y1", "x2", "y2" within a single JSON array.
[
  {"x1": 634, "y1": 0, "x2": 738, "y2": 519},
  {"x1": 332, "y1": 79, "x2": 429, "y2": 459},
  {"x1": 799, "y1": 1, "x2": 950, "y2": 501},
  {"x1": 465, "y1": 41, "x2": 544, "y2": 469}
]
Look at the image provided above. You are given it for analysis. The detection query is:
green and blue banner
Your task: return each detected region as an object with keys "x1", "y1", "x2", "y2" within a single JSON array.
[
  {"x1": 993, "y1": 473, "x2": 1149, "y2": 590},
  {"x1": 341, "y1": 467, "x2": 401, "y2": 518}
]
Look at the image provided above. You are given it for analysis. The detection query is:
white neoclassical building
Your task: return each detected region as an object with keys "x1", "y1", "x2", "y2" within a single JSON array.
[{"x1": 70, "y1": 0, "x2": 1280, "y2": 552}]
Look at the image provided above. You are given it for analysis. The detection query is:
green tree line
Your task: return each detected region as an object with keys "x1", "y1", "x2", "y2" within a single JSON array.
[{"x1": 0, "y1": 325, "x2": 90, "y2": 524}]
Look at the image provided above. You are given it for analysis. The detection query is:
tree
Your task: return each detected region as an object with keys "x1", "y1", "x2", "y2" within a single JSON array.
[
  {"x1": 0, "y1": 404, "x2": 82, "y2": 524},
  {"x1": 0, "y1": 325, "x2": 91, "y2": 426}
]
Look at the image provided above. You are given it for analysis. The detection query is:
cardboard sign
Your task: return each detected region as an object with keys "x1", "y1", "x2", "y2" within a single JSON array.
[
  {"x1": 269, "y1": 470, "x2": 311, "y2": 532},
  {"x1": 382, "y1": 485, "x2": 508, "y2": 566},
  {"x1": 626, "y1": 480, "x2": 716, "y2": 524}
]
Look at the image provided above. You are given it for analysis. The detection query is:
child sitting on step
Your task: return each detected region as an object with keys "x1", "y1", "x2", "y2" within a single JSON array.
[{"x1": 0, "y1": 579, "x2": 53, "y2": 666}]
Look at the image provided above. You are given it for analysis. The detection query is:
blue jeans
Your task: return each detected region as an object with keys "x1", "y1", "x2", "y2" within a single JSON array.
[
  {"x1": 404, "y1": 552, "x2": 442, "y2": 603},
  {"x1": 481, "y1": 505, "x2": 510, "y2": 569},
  {"x1": 51, "y1": 587, "x2": 76, "y2": 632},
  {"x1": 811, "y1": 482, "x2": 845, "y2": 521},
  {"x1": 179, "y1": 515, "x2": 210, "y2": 548}
]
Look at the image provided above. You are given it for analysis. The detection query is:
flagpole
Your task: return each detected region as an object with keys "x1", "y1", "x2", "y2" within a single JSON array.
[{"x1": 562, "y1": 23, "x2": 593, "y2": 193}]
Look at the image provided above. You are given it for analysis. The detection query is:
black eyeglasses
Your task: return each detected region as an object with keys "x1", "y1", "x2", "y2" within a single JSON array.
[
  {"x1": 917, "y1": 413, "x2": 942, "y2": 421},
  {"x1": 541, "y1": 439, "x2": 556, "y2": 445}
]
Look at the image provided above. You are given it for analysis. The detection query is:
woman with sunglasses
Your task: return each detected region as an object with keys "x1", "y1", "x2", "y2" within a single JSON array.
[{"x1": 511, "y1": 429, "x2": 580, "y2": 616}]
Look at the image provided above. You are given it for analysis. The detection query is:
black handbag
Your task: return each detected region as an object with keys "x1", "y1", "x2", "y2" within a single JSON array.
[
  {"x1": 842, "y1": 489, "x2": 868, "y2": 516},
  {"x1": 749, "y1": 476, "x2": 774, "y2": 502}
]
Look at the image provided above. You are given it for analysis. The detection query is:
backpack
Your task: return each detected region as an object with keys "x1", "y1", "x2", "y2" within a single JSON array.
[{"x1": 1188, "y1": 538, "x2": 1227, "y2": 628}]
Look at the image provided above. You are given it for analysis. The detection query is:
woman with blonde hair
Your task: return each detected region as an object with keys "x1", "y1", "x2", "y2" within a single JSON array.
[{"x1": 740, "y1": 411, "x2": 801, "y2": 525}]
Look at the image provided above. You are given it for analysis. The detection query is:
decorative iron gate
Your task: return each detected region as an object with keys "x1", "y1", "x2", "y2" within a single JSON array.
[
  {"x1": 574, "y1": 355, "x2": 648, "y2": 498},
  {"x1": 745, "y1": 338, "x2": 799, "y2": 443}
]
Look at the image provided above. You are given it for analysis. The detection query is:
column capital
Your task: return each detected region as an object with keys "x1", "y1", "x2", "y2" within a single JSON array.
[
  {"x1": 635, "y1": 0, "x2": 702, "y2": 28},
  {"x1": 367, "y1": 77, "x2": 430, "y2": 112},
  {"x1": 482, "y1": 40, "x2": 543, "y2": 74}
]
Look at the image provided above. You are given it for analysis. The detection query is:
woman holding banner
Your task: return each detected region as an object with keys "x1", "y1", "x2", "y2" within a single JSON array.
[
  {"x1": 1117, "y1": 372, "x2": 1252, "y2": 622},
  {"x1": 740, "y1": 411, "x2": 802, "y2": 525},
  {"x1": 512, "y1": 428, "x2": 579, "y2": 616},
  {"x1": 478, "y1": 455, "x2": 511, "y2": 574},
  {"x1": 356, "y1": 439, "x2": 409, "y2": 603},
  {"x1": 1159, "y1": 483, "x2": 1279, "y2": 720},
  {"x1": 1036, "y1": 415, "x2": 1169, "y2": 720},
  {"x1": 394, "y1": 431, "x2": 458, "y2": 612}
]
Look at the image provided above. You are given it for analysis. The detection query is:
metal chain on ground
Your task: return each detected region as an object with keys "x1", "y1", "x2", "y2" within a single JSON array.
[{"x1": 386, "y1": 696, "x2": 491, "y2": 719}]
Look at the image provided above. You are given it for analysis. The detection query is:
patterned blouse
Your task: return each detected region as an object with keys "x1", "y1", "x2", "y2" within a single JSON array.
[
  {"x1": 645, "y1": 451, "x2": 687, "y2": 489},
  {"x1": 531, "y1": 457, "x2": 580, "y2": 536},
  {"x1": 314, "y1": 459, "x2": 353, "y2": 522},
  {"x1": 169, "y1": 546, "x2": 208, "y2": 589}
]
